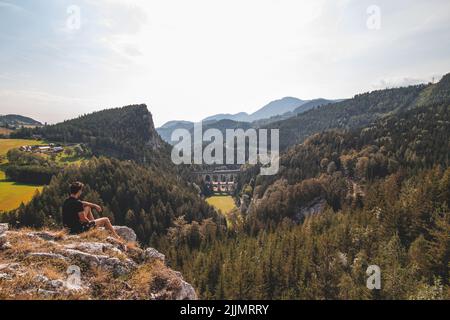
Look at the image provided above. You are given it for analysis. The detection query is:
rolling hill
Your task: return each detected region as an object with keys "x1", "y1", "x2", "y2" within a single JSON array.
[
  {"x1": 157, "y1": 97, "x2": 340, "y2": 144},
  {"x1": 2, "y1": 105, "x2": 226, "y2": 248},
  {"x1": 11, "y1": 105, "x2": 165, "y2": 163},
  {"x1": 156, "y1": 120, "x2": 194, "y2": 144},
  {"x1": 169, "y1": 73, "x2": 450, "y2": 300},
  {"x1": 264, "y1": 75, "x2": 450, "y2": 150},
  {"x1": 202, "y1": 97, "x2": 305, "y2": 123},
  {"x1": 0, "y1": 114, "x2": 42, "y2": 127}
]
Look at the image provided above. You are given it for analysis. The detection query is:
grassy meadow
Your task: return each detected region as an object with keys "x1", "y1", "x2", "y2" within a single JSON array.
[
  {"x1": 0, "y1": 139, "x2": 45, "y2": 158},
  {"x1": 206, "y1": 195, "x2": 237, "y2": 214},
  {"x1": 0, "y1": 169, "x2": 43, "y2": 212},
  {"x1": 0, "y1": 139, "x2": 89, "y2": 212},
  {"x1": 0, "y1": 139, "x2": 45, "y2": 212},
  {"x1": 206, "y1": 195, "x2": 239, "y2": 227}
]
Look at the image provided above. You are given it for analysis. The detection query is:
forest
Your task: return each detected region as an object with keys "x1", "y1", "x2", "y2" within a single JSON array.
[
  {"x1": 162, "y1": 98, "x2": 449, "y2": 299},
  {"x1": 4, "y1": 149, "x2": 61, "y2": 185},
  {"x1": 2, "y1": 74, "x2": 450, "y2": 299},
  {"x1": 1, "y1": 157, "x2": 225, "y2": 247},
  {"x1": 266, "y1": 73, "x2": 450, "y2": 150},
  {"x1": 163, "y1": 76, "x2": 450, "y2": 299},
  {"x1": 11, "y1": 104, "x2": 167, "y2": 164}
]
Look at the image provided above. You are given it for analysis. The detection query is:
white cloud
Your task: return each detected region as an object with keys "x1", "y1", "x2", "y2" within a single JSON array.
[
  {"x1": 1, "y1": 0, "x2": 450, "y2": 126},
  {"x1": 372, "y1": 74, "x2": 442, "y2": 89}
]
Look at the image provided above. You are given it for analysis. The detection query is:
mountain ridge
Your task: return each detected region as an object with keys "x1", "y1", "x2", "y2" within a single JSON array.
[
  {"x1": 202, "y1": 97, "x2": 306, "y2": 123},
  {"x1": 156, "y1": 96, "x2": 339, "y2": 144},
  {"x1": 0, "y1": 114, "x2": 42, "y2": 127},
  {"x1": 11, "y1": 104, "x2": 165, "y2": 163}
]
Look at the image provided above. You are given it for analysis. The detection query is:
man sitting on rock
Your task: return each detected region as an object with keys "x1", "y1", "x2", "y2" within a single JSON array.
[{"x1": 62, "y1": 182, "x2": 123, "y2": 243}]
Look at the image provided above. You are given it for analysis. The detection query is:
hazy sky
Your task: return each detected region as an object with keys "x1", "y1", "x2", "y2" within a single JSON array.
[{"x1": 1, "y1": 0, "x2": 449, "y2": 126}]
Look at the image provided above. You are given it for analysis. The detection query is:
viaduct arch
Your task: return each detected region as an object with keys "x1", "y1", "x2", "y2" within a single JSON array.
[{"x1": 195, "y1": 169, "x2": 240, "y2": 194}]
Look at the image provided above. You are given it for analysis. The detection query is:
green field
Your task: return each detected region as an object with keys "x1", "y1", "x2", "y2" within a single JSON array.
[
  {"x1": 0, "y1": 139, "x2": 44, "y2": 158},
  {"x1": 206, "y1": 195, "x2": 237, "y2": 214},
  {"x1": 0, "y1": 139, "x2": 89, "y2": 212},
  {"x1": 206, "y1": 196, "x2": 238, "y2": 227},
  {"x1": 0, "y1": 170, "x2": 43, "y2": 212},
  {"x1": 0, "y1": 139, "x2": 46, "y2": 212}
]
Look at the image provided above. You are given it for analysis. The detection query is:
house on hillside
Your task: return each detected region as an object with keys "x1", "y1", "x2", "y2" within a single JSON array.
[
  {"x1": 20, "y1": 144, "x2": 65, "y2": 154},
  {"x1": 38, "y1": 146, "x2": 51, "y2": 152}
]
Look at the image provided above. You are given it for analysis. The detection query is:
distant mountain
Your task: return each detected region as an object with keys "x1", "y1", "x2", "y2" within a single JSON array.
[
  {"x1": 159, "y1": 120, "x2": 194, "y2": 129},
  {"x1": 248, "y1": 97, "x2": 306, "y2": 121},
  {"x1": 253, "y1": 98, "x2": 339, "y2": 127},
  {"x1": 0, "y1": 114, "x2": 42, "y2": 127},
  {"x1": 202, "y1": 97, "x2": 305, "y2": 123},
  {"x1": 156, "y1": 118, "x2": 253, "y2": 145},
  {"x1": 292, "y1": 98, "x2": 338, "y2": 114},
  {"x1": 266, "y1": 74, "x2": 450, "y2": 150},
  {"x1": 190, "y1": 119, "x2": 253, "y2": 137},
  {"x1": 203, "y1": 112, "x2": 250, "y2": 122},
  {"x1": 157, "y1": 97, "x2": 339, "y2": 144},
  {"x1": 157, "y1": 120, "x2": 194, "y2": 144}
]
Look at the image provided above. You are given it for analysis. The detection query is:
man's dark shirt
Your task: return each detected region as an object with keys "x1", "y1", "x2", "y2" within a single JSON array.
[{"x1": 62, "y1": 196, "x2": 84, "y2": 233}]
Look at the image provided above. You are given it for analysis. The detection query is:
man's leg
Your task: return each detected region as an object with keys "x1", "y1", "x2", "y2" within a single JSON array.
[
  {"x1": 94, "y1": 217, "x2": 121, "y2": 240},
  {"x1": 84, "y1": 206, "x2": 95, "y2": 221}
]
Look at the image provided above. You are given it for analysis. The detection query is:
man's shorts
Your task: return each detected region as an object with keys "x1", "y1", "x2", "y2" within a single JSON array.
[{"x1": 71, "y1": 221, "x2": 96, "y2": 234}]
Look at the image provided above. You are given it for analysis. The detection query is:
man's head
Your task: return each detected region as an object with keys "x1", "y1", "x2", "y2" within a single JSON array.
[{"x1": 69, "y1": 181, "x2": 84, "y2": 198}]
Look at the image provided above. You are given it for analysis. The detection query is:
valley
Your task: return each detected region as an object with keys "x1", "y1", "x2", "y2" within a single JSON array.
[
  {"x1": 206, "y1": 196, "x2": 236, "y2": 215},
  {"x1": 0, "y1": 74, "x2": 449, "y2": 300},
  {"x1": 0, "y1": 139, "x2": 45, "y2": 159},
  {"x1": 206, "y1": 195, "x2": 237, "y2": 227},
  {"x1": 0, "y1": 170, "x2": 43, "y2": 212},
  {"x1": 0, "y1": 139, "x2": 46, "y2": 212},
  {"x1": 0, "y1": 138, "x2": 88, "y2": 212}
]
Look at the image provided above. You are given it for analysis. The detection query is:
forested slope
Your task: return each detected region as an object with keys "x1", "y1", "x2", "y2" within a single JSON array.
[
  {"x1": 11, "y1": 105, "x2": 164, "y2": 163},
  {"x1": 267, "y1": 73, "x2": 450, "y2": 150},
  {"x1": 166, "y1": 84, "x2": 450, "y2": 299},
  {"x1": 3, "y1": 105, "x2": 226, "y2": 248},
  {"x1": 1, "y1": 157, "x2": 225, "y2": 247}
]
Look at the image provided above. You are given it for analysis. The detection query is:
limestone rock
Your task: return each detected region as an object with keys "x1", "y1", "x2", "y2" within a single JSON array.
[
  {"x1": 113, "y1": 226, "x2": 137, "y2": 242},
  {"x1": 144, "y1": 248, "x2": 165, "y2": 263},
  {"x1": 0, "y1": 262, "x2": 21, "y2": 272},
  {"x1": 0, "y1": 223, "x2": 8, "y2": 235},
  {"x1": 49, "y1": 279, "x2": 65, "y2": 290},
  {"x1": 0, "y1": 273, "x2": 12, "y2": 281},
  {"x1": 150, "y1": 278, "x2": 197, "y2": 300},
  {"x1": 0, "y1": 225, "x2": 197, "y2": 300},
  {"x1": 33, "y1": 274, "x2": 50, "y2": 283},
  {"x1": 0, "y1": 234, "x2": 7, "y2": 247},
  {"x1": 64, "y1": 242, "x2": 121, "y2": 255},
  {"x1": 35, "y1": 288, "x2": 58, "y2": 297},
  {"x1": 99, "y1": 256, "x2": 137, "y2": 277},
  {"x1": 27, "y1": 231, "x2": 62, "y2": 241},
  {"x1": 63, "y1": 249, "x2": 103, "y2": 268},
  {"x1": 28, "y1": 252, "x2": 68, "y2": 262},
  {"x1": 63, "y1": 248, "x2": 136, "y2": 276},
  {"x1": 174, "y1": 279, "x2": 198, "y2": 300},
  {"x1": 0, "y1": 242, "x2": 12, "y2": 250}
]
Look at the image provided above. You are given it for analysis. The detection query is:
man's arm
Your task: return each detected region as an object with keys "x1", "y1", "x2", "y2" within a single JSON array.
[
  {"x1": 81, "y1": 201, "x2": 102, "y2": 212},
  {"x1": 78, "y1": 211, "x2": 90, "y2": 223}
]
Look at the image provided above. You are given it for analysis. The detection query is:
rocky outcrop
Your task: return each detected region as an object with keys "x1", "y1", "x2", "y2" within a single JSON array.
[
  {"x1": 294, "y1": 197, "x2": 326, "y2": 222},
  {"x1": 144, "y1": 248, "x2": 166, "y2": 263},
  {"x1": 0, "y1": 223, "x2": 8, "y2": 235},
  {"x1": 113, "y1": 226, "x2": 137, "y2": 242},
  {"x1": 0, "y1": 224, "x2": 197, "y2": 300},
  {"x1": 0, "y1": 223, "x2": 11, "y2": 250}
]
